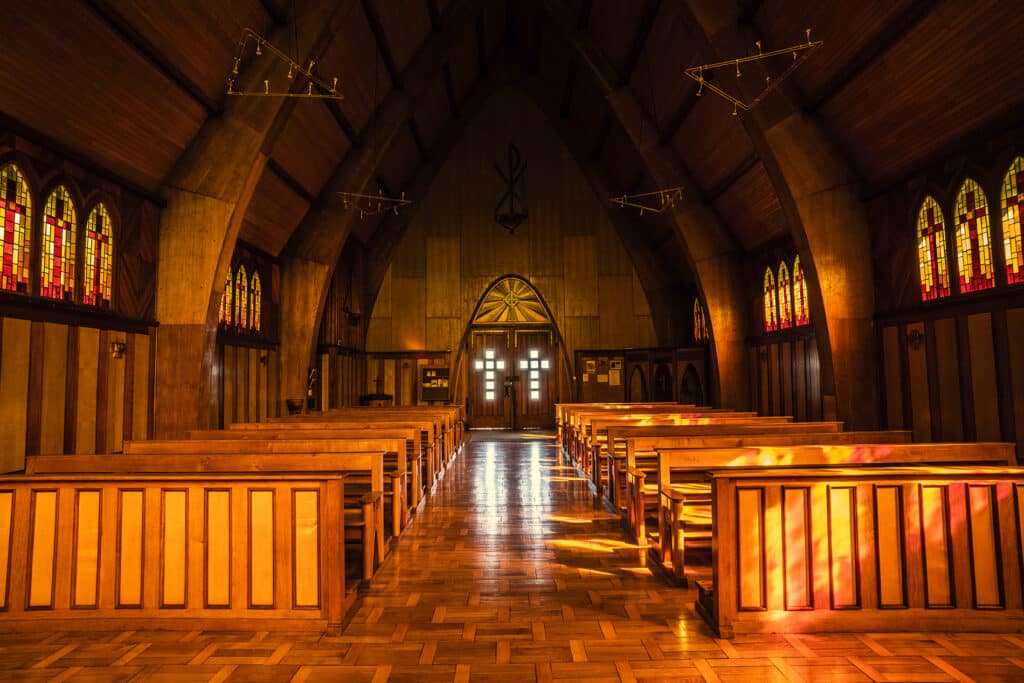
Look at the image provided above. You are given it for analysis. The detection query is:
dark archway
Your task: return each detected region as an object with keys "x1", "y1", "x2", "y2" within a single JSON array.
[
  {"x1": 680, "y1": 363, "x2": 704, "y2": 406},
  {"x1": 652, "y1": 363, "x2": 673, "y2": 402}
]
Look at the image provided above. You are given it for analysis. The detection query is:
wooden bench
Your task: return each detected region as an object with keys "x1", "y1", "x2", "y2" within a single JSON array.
[
  {"x1": 556, "y1": 402, "x2": 678, "y2": 448},
  {"x1": 697, "y1": 461, "x2": 1024, "y2": 637},
  {"x1": 653, "y1": 441, "x2": 1015, "y2": 582},
  {"x1": 123, "y1": 437, "x2": 411, "y2": 539},
  {"x1": 26, "y1": 452, "x2": 387, "y2": 583},
  {"x1": 189, "y1": 427, "x2": 427, "y2": 512},
  {"x1": 0, "y1": 473, "x2": 353, "y2": 633}
]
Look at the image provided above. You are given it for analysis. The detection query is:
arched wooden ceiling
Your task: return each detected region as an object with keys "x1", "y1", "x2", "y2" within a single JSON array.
[{"x1": 4, "y1": 0, "x2": 1023, "y2": 282}]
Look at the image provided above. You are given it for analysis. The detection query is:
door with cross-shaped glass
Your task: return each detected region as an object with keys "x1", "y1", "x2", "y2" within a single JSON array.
[{"x1": 467, "y1": 327, "x2": 555, "y2": 430}]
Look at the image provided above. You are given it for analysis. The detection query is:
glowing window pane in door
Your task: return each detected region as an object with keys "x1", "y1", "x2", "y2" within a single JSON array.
[
  {"x1": 485, "y1": 361, "x2": 494, "y2": 369},
  {"x1": 485, "y1": 371, "x2": 494, "y2": 380},
  {"x1": 540, "y1": 359, "x2": 549, "y2": 369},
  {"x1": 475, "y1": 360, "x2": 483, "y2": 370},
  {"x1": 485, "y1": 391, "x2": 495, "y2": 401},
  {"x1": 530, "y1": 391, "x2": 540, "y2": 401},
  {"x1": 520, "y1": 359, "x2": 528, "y2": 369},
  {"x1": 530, "y1": 371, "x2": 538, "y2": 380},
  {"x1": 530, "y1": 381, "x2": 540, "y2": 390},
  {"x1": 485, "y1": 349, "x2": 495, "y2": 359},
  {"x1": 530, "y1": 349, "x2": 539, "y2": 358},
  {"x1": 485, "y1": 381, "x2": 495, "y2": 391},
  {"x1": 530, "y1": 360, "x2": 539, "y2": 369},
  {"x1": 496, "y1": 359, "x2": 505, "y2": 370}
]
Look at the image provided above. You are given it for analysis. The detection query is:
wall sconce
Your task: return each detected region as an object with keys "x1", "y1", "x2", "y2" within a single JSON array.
[
  {"x1": 110, "y1": 341, "x2": 126, "y2": 359},
  {"x1": 907, "y1": 328, "x2": 926, "y2": 351},
  {"x1": 259, "y1": 354, "x2": 269, "y2": 366}
]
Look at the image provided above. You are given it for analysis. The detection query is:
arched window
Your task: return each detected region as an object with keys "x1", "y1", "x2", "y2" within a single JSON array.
[
  {"x1": 693, "y1": 298, "x2": 708, "y2": 343},
  {"x1": 793, "y1": 256, "x2": 809, "y2": 326},
  {"x1": 40, "y1": 185, "x2": 76, "y2": 301},
  {"x1": 83, "y1": 203, "x2": 113, "y2": 307},
  {"x1": 917, "y1": 196, "x2": 950, "y2": 301},
  {"x1": 763, "y1": 267, "x2": 778, "y2": 332},
  {"x1": 234, "y1": 265, "x2": 249, "y2": 331},
  {"x1": 954, "y1": 179, "x2": 994, "y2": 293},
  {"x1": 0, "y1": 163, "x2": 32, "y2": 293},
  {"x1": 778, "y1": 261, "x2": 793, "y2": 329},
  {"x1": 250, "y1": 271, "x2": 262, "y2": 333},
  {"x1": 1001, "y1": 156, "x2": 1024, "y2": 285},
  {"x1": 219, "y1": 267, "x2": 233, "y2": 327}
]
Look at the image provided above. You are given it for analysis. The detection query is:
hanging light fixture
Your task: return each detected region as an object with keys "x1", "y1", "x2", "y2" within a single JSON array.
[
  {"x1": 337, "y1": 188, "x2": 413, "y2": 219},
  {"x1": 226, "y1": 28, "x2": 343, "y2": 100},
  {"x1": 609, "y1": 187, "x2": 684, "y2": 216},
  {"x1": 685, "y1": 29, "x2": 822, "y2": 115}
]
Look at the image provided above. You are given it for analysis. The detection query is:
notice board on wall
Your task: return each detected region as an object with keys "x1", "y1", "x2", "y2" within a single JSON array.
[{"x1": 420, "y1": 366, "x2": 450, "y2": 402}]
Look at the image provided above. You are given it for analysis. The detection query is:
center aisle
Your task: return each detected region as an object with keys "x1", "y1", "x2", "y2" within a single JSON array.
[{"x1": 330, "y1": 432, "x2": 716, "y2": 681}]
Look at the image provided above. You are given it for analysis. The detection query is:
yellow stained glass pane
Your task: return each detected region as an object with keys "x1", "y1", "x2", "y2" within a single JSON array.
[
  {"x1": 954, "y1": 179, "x2": 994, "y2": 293},
  {"x1": 0, "y1": 164, "x2": 32, "y2": 293},
  {"x1": 41, "y1": 186, "x2": 77, "y2": 301},
  {"x1": 1001, "y1": 157, "x2": 1024, "y2": 285},
  {"x1": 917, "y1": 196, "x2": 950, "y2": 301}
]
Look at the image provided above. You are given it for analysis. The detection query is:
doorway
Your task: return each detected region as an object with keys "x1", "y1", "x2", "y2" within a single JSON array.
[{"x1": 459, "y1": 275, "x2": 567, "y2": 430}]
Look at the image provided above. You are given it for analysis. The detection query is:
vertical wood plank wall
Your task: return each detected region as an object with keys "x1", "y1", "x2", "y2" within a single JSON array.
[
  {"x1": 366, "y1": 88, "x2": 658, "y2": 362},
  {"x1": 880, "y1": 306, "x2": 1024, "y2": 458},
  {"x1": 216, "y1": 344, "x2": 281, "y2": 428},
  {"x1": 0, "y1": 317, "x2": 154, "y2": 472},
  {"x1": 749, "y1": 334, "x2": 823, "y2": 422}
]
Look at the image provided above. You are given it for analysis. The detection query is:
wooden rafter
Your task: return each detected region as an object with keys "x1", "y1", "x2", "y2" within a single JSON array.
[
  {"x1": 560, "y1": 61, "x2": 577, "y2": 119},
  {"x1": 362, "y1": 0, "x2": 402, "y2": 89},
  {"x1": 325, "y1": 100, "x2": 361, "y2": 147},
  {"x1": 267, "y1": 158, "x2": 315, "y2": 204},
  {"x1": 83, "y1": 0, "x2": 222, "y2": 115},
  {"x1": 619, "y1": 0, "x2": 661, "y2": 87},
  {"x1": 408, "y1": 119, "x2": 430, "y2": 162},
  {"x1": 706, "y1": 153, "x2": 758, "y2": 203},
  {"x1": 591, "y1": 113, "x2": 613, "y2": 161}
]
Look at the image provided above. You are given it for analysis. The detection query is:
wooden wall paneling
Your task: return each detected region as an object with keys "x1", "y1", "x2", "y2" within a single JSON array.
[
  {"x1": 1007, "y1": 308, "x2": 1024, "y2": 458},
  {"x1": 27, "y1": 490, "x2": 57, "y2": 608},
  {"x1": 794, "y1": 339, "x2": 807, "y2": 421},
  {"x1": 882, "y1": 326, "x2": 903, "y2": 430},
  {"x1": 758, "y1": 346, "x2": 769, "y2": 416},
  {"x1": 769, "y1": 343, "x2": 781, "y2": 416},
  {"x1": 257, "y1": 347, "x2": 268, "y2": 420},
  {"x1": 782, "y1": 341, "x2": 793, "y2": 417},
  {"x1": 161, "y1": 489, "x2": 187, "y2": 607},
  {"x1": 967, "y1": 313, "x2": 1000, "y2": 441},
  {"x1": 391, "y1": 278, "x2": 426, "y2": 350},
  {"x1": 956, "y1": 315, "x2": 977, "y2": 441},
  {"x1": 563, "y1": 236, "x2": 599, "y2": 317},
  {"x1": 933, "y1": 318, "x2": 963, "y2": 441},
  {"x1": 39, "y1": 323, "x2": 68, "y2": 455},
  {"x1": 72, "y1": 489, "x2": 100, "y2": 608},
  {"x1": 924, "y1": 319, "x2": 942, "y2": 440},
  {"x1": 320, "y1": 353, "x2": 330, "y2": 411},
  {"x1": 248, "y1": 348, "x2": 259, "y2": 422},
  {"x1": 131, "y1": 333, "x2": 150, "y2": 440},
  {"x1": 992, "y1": 310, "x2": 1018, "y2": 445},
  {"x1": 223, "y1": 346, "x2": 236, "y2": 427},
  {"x1": 206, "y1": 489, "x2": 231, "y2": 607},
  {"x1": 106, "y1": 332, "x2": 127, "y2": 453},
  {"x1": 121, "y1": 333, "x2": 136, "y2": 447},
  {"x1": 63, "y1": 327, "x2": 79, "y2": 453},
  {"x1": 75, "y1": 328, "x2": 99, "y2": 454},
  {"x1": 249, "y1": 489, "x2": 275, "y2": 607},
  {"x1": 598, "y1": 276, "x2": 633, "y2": 349},
  {"x1": 0, "y1": 318, "x2": 31, "y2": 471},
  {"x1": 905, "y1": 322, "x2": 932, "y2": 441},
  {"x1": 425, "y1": 237, "x2": 460, "y2": 319},
  {"x1": 806, "y1": 337, "x2": 822, "y2": 421},
  {"x1": 235, "y1": 347, "x2": 249, "y2": 424},
  {"x1": 25, "y1": 322, "x2": 45, "y2": 456}
]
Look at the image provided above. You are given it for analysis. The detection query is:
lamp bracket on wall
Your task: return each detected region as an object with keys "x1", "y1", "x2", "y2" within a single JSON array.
[
  {"x1": 337, "y1": 189, "x2": 413, "y2": 220},
  {"x1": 226, "y1": 28, "x2": 343, "y2": 100},
  {"x1": 907, "y1": 328, "x2": 926, "y2": 351},
  {"x1": 684, "y1": 29, "x2": 822, "y2": 115},
  {"x1": 609, "y1": 187, "x2": 684, "y2": 216}
]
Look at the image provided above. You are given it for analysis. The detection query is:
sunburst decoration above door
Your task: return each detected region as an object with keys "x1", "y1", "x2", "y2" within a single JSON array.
[{"x1": 472, "y1": 277, "x2": 550, "y2": 324}]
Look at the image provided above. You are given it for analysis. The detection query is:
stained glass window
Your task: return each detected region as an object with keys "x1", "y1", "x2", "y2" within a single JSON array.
[
  {"x1": 693, "y1": 299, "x2": 708, "y2": 343},
  {"x1": 234, "y1": 265, "x2": 249, "y2": 331},
  {"x1": 1001, "y1": 156, "x2": 1024, "y2": 285},
  {"x1": 953, "y1": 179, "x2": 995, "y2": 293},
  {"x1": 793, "y1": 256, "x2": 809, "y2": 326},
  {"x1": 763, "y1": 267, "x2": 778, "y2": 332},
  {"x1": 83, "y1": 203, "x2": 113, "y2": 307},
  {"x1": 778, "y1": 261, "x2": 793, "y2": 329},
  {"x1": 40, "y1": 186, "x2": 77, "y2": 301},
  {"x1": 917, "y1": 196, "x2": 950, "y2": 301},
  {"x1": 250, "y1": 271, "x2": 262, "y2": 333},
  {"x1": 219, "y1": 268, "x2": 233, "y2": 327},
  {"x1": 1, "y1": 164, "x2": 32, "y2": 293}
]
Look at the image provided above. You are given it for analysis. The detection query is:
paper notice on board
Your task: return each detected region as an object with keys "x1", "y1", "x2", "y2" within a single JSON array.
[
  {"x1": 597, "y1": 374, "x2": 608, "y2": 383},
  {"x1": 608, "y1": 369, "x2": 620, "y2": 386}
]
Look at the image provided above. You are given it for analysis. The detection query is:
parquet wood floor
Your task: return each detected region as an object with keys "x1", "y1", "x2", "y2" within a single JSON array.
[{"x1": 3, "y1": 433, "x2": 1024, "y2": 681}]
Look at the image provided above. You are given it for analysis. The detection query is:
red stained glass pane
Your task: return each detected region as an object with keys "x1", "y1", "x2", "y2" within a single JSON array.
[
  {"x1": 917, "y1": 196, "x2": 950, "y2": 301},
  {"x1": 778, "y1": 261, "x2": 793, "y2": 329},
  {"x1": 1001, "y1": 157, "x2": 1024, "y2": 285},
  {"x1": 40, "y1": 186, "x2": 77, "y2": 300},
  {"x1": 83, "y1": 204, "x2": 113, "y2": 307},
  {"x1": 250, "y1": 271, "x2": 262, "y2": 333},
  {"x1": 763, "y1": 268, "x2": 778, "y2": 332},
  {"x1": 219, "y1": 268, "x2": 233, "y2": 327},
  {"x1": 235, "y1": 265, "x2": 249, "y2": 331},
  {"x1": 793, "y1": 256, "x2": 809, "y2": 326},
  {"x1": 954, "y1": 179, "x2": 995, "y2": 293},
  {"x1": 0, "y1": 164, "x2": 32, "y2": 293}
]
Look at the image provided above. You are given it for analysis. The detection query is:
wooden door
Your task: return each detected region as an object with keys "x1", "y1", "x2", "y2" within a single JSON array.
[
  {"x1": 468, "y1": 329, "x2": 512, "y2": 429},
  {"x1": 513, "y1": 328, "x2": 555, "y2": 429}
]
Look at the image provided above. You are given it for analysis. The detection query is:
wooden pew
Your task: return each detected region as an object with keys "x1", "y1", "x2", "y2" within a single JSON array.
[
  {"x1": 556, "y1": 402, "x2": 678, "y2": 447},
  {"x1": 0, "y1": 473, "x2": 353, "y2": 633},
  {"x1": 310, "y1": 406, "x2": 463, "y2": 466},
  {"x1": 123, "y1": 437, "x2": 411, "y2": 538},
  {"x1": 697, "y1": 462, "x2": 1024, "y2": 637},
  {"x1": 189, "y1": 427, "x2": 427, "y2": 512},
  {"x1": 654, "y1": 441, "x2": 1016, "y2": 582},
  {"x1": 26, "y1": 452, "x2": 387, "y2": 582}
]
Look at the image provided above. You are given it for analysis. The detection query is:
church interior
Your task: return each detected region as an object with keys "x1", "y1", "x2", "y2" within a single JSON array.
[{"x1": 2, "y1": 0, "x2": 1024, "y2": 680}]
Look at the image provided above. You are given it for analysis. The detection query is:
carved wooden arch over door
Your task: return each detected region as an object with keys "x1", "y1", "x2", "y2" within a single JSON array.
[{"x1": 457, "y1": 276, "x2": 569, "y2": 430}]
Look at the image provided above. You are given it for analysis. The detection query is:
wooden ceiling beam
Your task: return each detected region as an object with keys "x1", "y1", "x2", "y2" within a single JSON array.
[
  {"x1": 361, "y1": 0, "x2": 402, "y2": 89},
  {"x1": 476, "y1": 13, "x2": 490, "y2": 78},
  {"x1": 443, "y1": 63, "x2": 459, "y2": 117},
  {"x1": 559, "y1": 61, "x2": 577, "y2": 118},
  {"x1": 591, "y1": 113, "x2": 612, "y2": 161},
  {"x1": 706, "y1": 152, "x2": 758, "y2": 203},
  {"x1": 736, "y1": 0, "x2": 763, "y2": 24},
  {"x1": 659, "y1": 79, "x2": 705, "y2": 145},
  {"x1": 324, "y1": 100, "x2": 361, "y2": 147},
  {"x1": 618, "y1": 0, "x2": 661, "y2": 87},
  {"x1": 427, "y1": 0, "x2": 441, "y2": 31},
  {"x1": 258, "y1": 0, "x2": 288, "y2": 26},
  {"x1": 267, "y1": 158, "x2": 315, "y2": 204},
  {"x1": 577, "y1": 0, "x2": 594, "y2": 31},
  {"x1": 805, "y1": 0, "x2": 936, "y2": 112},
  {"x1": 84, "y1": 0, "x2": 222, "y2": 115},
  {"x1": 408, "y1": 119, "x2": 430, "y2": 162}
]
